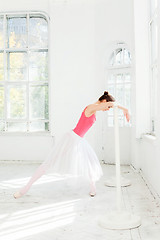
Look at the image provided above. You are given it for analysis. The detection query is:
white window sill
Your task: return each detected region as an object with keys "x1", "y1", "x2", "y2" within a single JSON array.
[
  {"x1": 0, "y1": 132, "x2": 53, "y2": 137},
  {"x1": 141, "y1": 134, "x2": 156, "y2": 143}
]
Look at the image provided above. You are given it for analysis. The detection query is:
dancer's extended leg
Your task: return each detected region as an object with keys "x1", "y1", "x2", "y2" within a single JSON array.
[
  {"x1": 14, "y1": 163, "x2": 49, "y2": 199},
  {"x1": 89, "y1": 179, "x2": 96, "y2": 197}
]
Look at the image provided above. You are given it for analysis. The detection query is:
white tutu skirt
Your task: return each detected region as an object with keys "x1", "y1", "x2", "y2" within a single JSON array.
[{"x1": 43, "y1": 131, "x2": 103, "y2": 182}]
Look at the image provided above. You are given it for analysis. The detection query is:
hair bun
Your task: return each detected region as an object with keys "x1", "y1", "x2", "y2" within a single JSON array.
[{"x1": 104, "y1": 91, "x2": 108, "y2": 95}]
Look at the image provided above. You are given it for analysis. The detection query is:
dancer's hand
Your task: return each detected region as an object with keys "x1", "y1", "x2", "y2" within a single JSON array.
[{"x1": 123, "y1": 109, "x2": 130, "y2": 122}]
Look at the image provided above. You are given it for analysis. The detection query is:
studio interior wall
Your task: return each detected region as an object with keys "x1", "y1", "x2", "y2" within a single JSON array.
[
  {"x1": 0, "y1": 0, "x2": 134, "y2": 165},
  {"x1": 94, "y1": 0, "x2": 134, "y2": 164},
  {"x1": 133, "y1": 0, "x2": 160, "y2": 197},
  {"x1": 0, "y1": 0, "x2": 52, "y2": 162}
]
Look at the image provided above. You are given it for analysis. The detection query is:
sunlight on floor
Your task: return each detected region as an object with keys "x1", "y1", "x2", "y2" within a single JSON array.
[
  {"x1": 0, "y1": 199, "x2": 80, "y2": 240},
  {"x1": 1, "y1": 164, "x2": 159, "y2": 240},
  {"x1": 0, "y1": 174, "x2": 71, "y2": 189}
]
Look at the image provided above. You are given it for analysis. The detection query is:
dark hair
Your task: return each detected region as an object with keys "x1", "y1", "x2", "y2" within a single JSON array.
[{"x1": 98, "y1": 91, "x2": 115, "y2": 102}]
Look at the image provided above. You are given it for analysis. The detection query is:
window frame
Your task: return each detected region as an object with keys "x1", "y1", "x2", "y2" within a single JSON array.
[
  {"x1": 106, "y1": 43, "x2": 132, "y2": 127},
  {"x1": 0, "y1": 12, "x2": 50, "y2": 135}
]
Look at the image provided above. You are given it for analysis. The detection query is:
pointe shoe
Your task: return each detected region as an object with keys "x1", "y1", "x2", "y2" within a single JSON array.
[
  {"x1": 89, "y1": 191, "x2": 96, "y2": 197},
  {"x1": 13, "y1": 191, "x2": 23, "y2": 199}
]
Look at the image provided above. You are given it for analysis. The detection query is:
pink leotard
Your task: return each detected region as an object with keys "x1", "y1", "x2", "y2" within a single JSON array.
[{"x1": 73, "y1": 107, "x2": 96, "y2": 137}]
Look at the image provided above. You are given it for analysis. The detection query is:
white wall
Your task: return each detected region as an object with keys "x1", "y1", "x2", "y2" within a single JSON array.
[
  {"x1": 132, "y1": 0, "x2": 160, "y2": 197},
  {"x1": 0, "y1": 0, "x2": 134, "y2": 164},
  {"x1": 0, "y1": 0, "x2": 52, "y2": 162},
  {"x1": 131, "y1": 0, "x2": 150, "y2": 168},
  {"x1": 0, "y1": 0, "x2": 99, "y2": 162},
  {"x1": 139, "y1": 137, "x2": 160, "y2": 195},
  {"x1": 94, "y1": 0, "x2": 134, "y2": 164}
]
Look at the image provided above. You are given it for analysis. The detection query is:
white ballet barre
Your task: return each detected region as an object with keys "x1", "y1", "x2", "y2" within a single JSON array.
[
  {"x1": 104, "y1": 175, "x2": 131, "y2": 187},
  {"x1": 99, "y1": 104, "x2": 141, "y2": 230},
  {"x1": 104, "y1": 103, "x2": 131, "y2": 187}
]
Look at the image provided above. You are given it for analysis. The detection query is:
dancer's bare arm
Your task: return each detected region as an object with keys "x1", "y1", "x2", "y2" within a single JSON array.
[
  {"x1": 85, "y1": 102, "x2": 130, "y2": 122},
  {"x1": 85, "y1": 102, "x2": 114, "y2": 117},
  {"x1": 117, "y1": 104, "x2": 130, "y2": 122}
]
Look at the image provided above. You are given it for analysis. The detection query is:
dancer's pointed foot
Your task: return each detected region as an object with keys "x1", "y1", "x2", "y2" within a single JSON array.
[
  {"x1": 90, "y1": 181, "x2": 96, "y2": 197},
  {"x1": 13, "y1": 191, "x2": 23, "y2": 199},
  {"x1": 89, "y1": 191, "x2": 96, "y2": 197}
]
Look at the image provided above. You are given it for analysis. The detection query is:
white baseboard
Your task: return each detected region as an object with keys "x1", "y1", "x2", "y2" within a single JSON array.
[
  {"x1": 137, "y1": 167, "x2": 160, "y2": 204},
  {"x1": 0, "y1": 160, "x2": 42, "y2": 164}
]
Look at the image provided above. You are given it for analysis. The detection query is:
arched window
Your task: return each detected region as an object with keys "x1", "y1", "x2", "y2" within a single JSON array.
[
  {"x1": 0, "y1": 12, "x2": 49, "y2": 133},
  {"x1": 107, "y1": 43, "x2": 132, "y2": 127}
]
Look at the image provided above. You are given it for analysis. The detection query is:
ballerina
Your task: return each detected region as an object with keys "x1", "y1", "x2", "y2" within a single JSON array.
[{"x1": 14, "y1": 91, "x2": 130, "y2": 198}]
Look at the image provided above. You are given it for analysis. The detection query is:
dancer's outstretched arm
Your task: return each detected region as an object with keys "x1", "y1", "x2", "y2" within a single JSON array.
[
  {"x1": 85, "y1": 101, "x2": 114, "y2": 117},
  {"x1": 117, "y1": 103, "x2": 130, "y2": 122},
  {"x1": 85, "y1": 101, "x2": 130, "y2": 122}
]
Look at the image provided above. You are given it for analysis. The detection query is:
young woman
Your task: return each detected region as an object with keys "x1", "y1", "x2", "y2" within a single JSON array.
[{"x1": 14, "y1": 91, "x2": 130, "y2": 198}]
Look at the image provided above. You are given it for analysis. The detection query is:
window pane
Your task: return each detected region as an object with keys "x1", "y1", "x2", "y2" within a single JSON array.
[
  {"x1": 115, "y1": 48, "x2": 123, "y2": 65},
  {"x1": 30, "y1": 121, "x2": 49, "y2": 131},
  {"x1": 29, "y1": 52, "x2": 48, "y2": 81},
  {"x1": 116, "y1": 84, "x2": 123, "y2": 104},
  {"x1": 7, "y1": 17, "x2": 27, "y2": 48},
  {"x1": 8, "y1": 52, "x2": 27, "y2": 81},
  {"x1": 7, "y1": 122, "x2": 27, "y2": 132},
  {"x1": 109, "y1": 52, "x2": 114, "y2": 66},
  {"x1": 7, "y1": 86, "x2": 26, "y2": 119},
  {"x1": 0, "y1": 18, "x2": 4, "y2": 48},
  {"x1": 30, "y1": 85, "x2": 49, "y2": 119},
  {"x1": 0, "y1": 86, "x2": 4, "y2": 118},
  {"x1": 0, "y1": 121, "x2": 5, "y2": 131},
  {"x1": 29, "y1": 17, "x2": 48, "y2": 48},
  {"x1": 117, "y1": 74, "x2": 123, "y2": 84},
  {"x1": 0, "y1": 52, "x2": 4, "y2": 81},
  {"x1": 124, "y1": 84, "x2": 131, "y2": 112},
  {"x1": 108, "y1": 84, "x2": 115, "y2": 96},
  {"x1": 124, "y1": 73, "x2": 131, "y2": 83},
  {"x1": 124, "y1": 49, "x2": 131, "y2": 65}
]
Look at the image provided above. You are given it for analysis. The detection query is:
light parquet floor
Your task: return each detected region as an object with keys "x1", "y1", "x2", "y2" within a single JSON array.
[{"x1": 0, "y1": 162, "x2": 160, "y2": 240}]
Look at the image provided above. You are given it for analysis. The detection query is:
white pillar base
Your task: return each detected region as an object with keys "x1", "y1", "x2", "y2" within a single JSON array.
[
  {"x1": 99, "y1": 211, "x2": 141, "y2": 230},
  {"x1": 104, "y1": 176, "x2": 131, "y2": 187}
]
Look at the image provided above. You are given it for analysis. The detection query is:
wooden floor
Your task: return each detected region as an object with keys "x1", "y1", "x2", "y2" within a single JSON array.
[{"x1": 0, "y1": 162, "x2": 160, "y2": 240}]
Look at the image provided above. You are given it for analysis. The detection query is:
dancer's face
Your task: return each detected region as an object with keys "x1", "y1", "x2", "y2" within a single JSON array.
[{"x1": 101, "y1": 100, "x2": 113, "y2": 111}]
